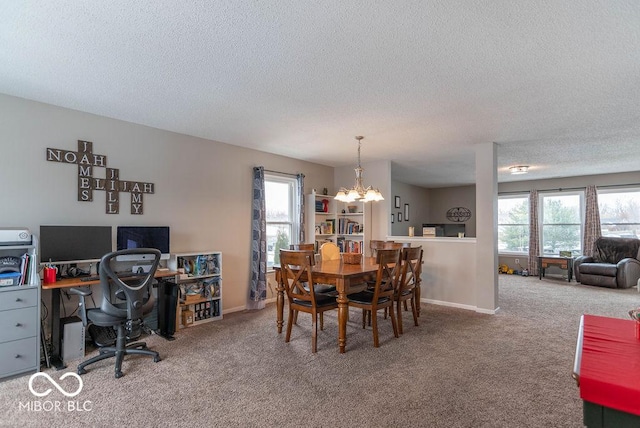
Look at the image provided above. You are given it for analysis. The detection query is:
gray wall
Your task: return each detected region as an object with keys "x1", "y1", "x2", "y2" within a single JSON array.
[
  {"x1": 428, "y1": 185, "x2": 476, "y2": 237},
  {"x1": 0, "y1": 94, "x2": 335, "y2": 314},
  {"x1": 389, "y1": 181, "x2": 431, "y2": 236}
]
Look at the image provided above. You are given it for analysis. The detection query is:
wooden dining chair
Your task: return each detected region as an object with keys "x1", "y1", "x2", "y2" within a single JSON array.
[
  {"x1": 290, "y1": 243, "x2": 315, "y2": 251},
  {"x1": 347, "y1": 248, "x2": 400, "y2": 347},
  {"x1": 320, "y1": 241, "x2": 340, "y2": 261},
  {"x1": 280, "y1": 249, "x2": 338, "y2": 353},
  {"x1": 289, "y1": 243, "x2": 336, "y2": 296},
  {"x1": 395, "y1": 246, "x2": 423, "y2": 334},
  {"x1": 367, "y1": 241, "x2": 402, "y2": 295},
  {"x1": 369, "y1": 240, "x2": 385, "y2": 258}
]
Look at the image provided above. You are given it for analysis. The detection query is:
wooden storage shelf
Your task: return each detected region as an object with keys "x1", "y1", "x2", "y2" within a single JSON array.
[{"x1": 168, "y1": 251, "x2": 223, "y2": 330}]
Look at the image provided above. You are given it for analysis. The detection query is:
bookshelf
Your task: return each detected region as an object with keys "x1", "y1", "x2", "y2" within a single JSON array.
[
  {"x1": 305, "y1": 191, "x2": 368, "y2": 254},
  {"x1": 168, "y1": 251, "x2": 222, "y2": 329}
]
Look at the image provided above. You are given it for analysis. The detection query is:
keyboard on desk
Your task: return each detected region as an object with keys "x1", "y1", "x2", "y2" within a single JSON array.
[{"x1": 79, "y1": 272, "x2": 144, "y2": 282}]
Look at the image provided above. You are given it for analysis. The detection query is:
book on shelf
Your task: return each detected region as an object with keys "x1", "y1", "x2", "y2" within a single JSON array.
[
  {"x1": 336, "y1": 237, "x2": 363, "y2": 253},
  {"x1": 338, "y1": 218, "x2": 361, "y2": 234}
]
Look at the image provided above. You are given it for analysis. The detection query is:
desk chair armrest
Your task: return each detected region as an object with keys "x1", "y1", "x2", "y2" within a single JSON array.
[
  {"x1": 68, "y1": 287, "x2": 92, "y2": 326},
  {"x1": 68, "y1": 287, "x2": 92, "y2": 297}
]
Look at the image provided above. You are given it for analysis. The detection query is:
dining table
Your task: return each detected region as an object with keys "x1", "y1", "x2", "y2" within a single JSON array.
[{"x1": 274, "y1": 256, "x2": 379, "y2": 353}]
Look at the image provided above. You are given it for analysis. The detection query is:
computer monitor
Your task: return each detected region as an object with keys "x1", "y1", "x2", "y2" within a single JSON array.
[
  {"x1": 116, "y1": 226, "x2": 170, "y2": 261},
  {"x1": 40, "y1": 225, "x2": 113, "y2": 265}
]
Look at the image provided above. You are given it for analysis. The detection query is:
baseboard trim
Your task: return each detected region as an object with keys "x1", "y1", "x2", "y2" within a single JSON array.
[{"x1": 422, "y1": 298, "x2": 500, "y2": 315}]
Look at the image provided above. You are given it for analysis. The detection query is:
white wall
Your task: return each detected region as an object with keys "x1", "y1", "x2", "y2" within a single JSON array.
[{"x1": 0, "y1": 94, "x2": 334, "y2": 315}]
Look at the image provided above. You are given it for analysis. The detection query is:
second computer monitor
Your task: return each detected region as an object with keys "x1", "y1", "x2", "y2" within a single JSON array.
[{"x1": 116, "y1": 226, "x2": 170, "y2": 261}]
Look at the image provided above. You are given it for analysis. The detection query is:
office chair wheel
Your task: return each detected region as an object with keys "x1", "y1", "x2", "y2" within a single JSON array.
[
  {"x1": 78, "y1": 368, "x2": 87, "y2": 375},
  {"x1": 154, "y1": 355, "x2": 161, "y2": 363},
  {"x1": 115, "y1": 370, "x2": 123, "y2": 379}
]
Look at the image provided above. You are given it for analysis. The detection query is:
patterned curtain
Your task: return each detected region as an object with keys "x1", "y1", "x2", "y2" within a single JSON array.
[
  {"x1": 583, "y1": 185, "x2": 602, "y2": 257},
  {"x1": 248, "y1": 166, "x2": 267, "y2": 310},
  {"x1": 297, "y1": 173, "x2": 305, "y2": 242},
  {"x1": 528, "y1": 190, "x2": 540, "y2": 276}
]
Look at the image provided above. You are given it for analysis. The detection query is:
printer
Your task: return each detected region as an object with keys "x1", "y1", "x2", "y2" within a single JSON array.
[{"x1": 0, "y1": 228, "x2": 32, "y2": 246}]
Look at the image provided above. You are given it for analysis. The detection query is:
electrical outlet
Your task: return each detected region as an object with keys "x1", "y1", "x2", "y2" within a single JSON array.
[{"x1": 515, "y1": 258, "x2": 520, "y2": 265}]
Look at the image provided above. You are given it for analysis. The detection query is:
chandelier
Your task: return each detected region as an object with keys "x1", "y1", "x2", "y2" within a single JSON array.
[{"x1": 334, "y1": 136, "x2": 384, "y2": 203}]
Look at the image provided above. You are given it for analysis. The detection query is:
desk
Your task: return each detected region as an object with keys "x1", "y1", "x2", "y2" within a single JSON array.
[
  {"x1": 274, "y1": 257, "x2": 378, "y2": 353},
  {"x1": 41, "y1": 270, "x2": 177, "y2": 370},
  {"x1": 538, "y1": 256, "x2": 573, "y2": 282},
  {"x1": 573, "y1": 314, "x2": 640, "y2": 427}
]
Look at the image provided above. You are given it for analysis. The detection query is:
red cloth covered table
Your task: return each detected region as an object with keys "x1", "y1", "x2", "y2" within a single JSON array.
[{"x1": 579, "y1": 314, "x2": 640, "y2": 416}]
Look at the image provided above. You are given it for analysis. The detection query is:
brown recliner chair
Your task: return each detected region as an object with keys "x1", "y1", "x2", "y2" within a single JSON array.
[{"x1": 574, "y1": 237, "x2": 640, "y2": 289}]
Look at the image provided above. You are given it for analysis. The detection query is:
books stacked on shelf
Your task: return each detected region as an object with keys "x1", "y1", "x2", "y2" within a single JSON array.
[
  {"x1": 338, "y1": 218, "x2": 361, "y2": 235},
  {"x1": 336, "y1": 237, "x2": 363, "y2": 253},
  {"x1": 315, "y1": 200, "x2": 324, "y2": 212}
]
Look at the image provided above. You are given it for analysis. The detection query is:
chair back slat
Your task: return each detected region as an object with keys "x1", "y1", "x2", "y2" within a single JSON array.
[
  {"x1": 320, "y1": 242, "x2": 340, "y2": 261},
  {"x1": 372, "y1": 248, "x2": 401, "y2": 302},
  {"x1": 290, "y1": 243, "x2": 315, "y2": 251},
  {"x1": 280, "y1": 249, "x2": 319, "y2": 304},
  {"x1": 398, "y1": 246, "x2": 423, "y2": 295}
]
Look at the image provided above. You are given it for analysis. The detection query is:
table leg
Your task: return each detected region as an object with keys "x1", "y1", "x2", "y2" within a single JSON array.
[
  {"x1": 539, "y1": 258, "x2": 543, "y2": 280},
  {"x1": 336, "y1": 278, "x2": 348, "y2": 353},
  {"x1": 49, "y1": 288, "x2": 66, "y2": 370},
  {"x1": 275, "y1": 270, "x2": 284, "y2": 333}
]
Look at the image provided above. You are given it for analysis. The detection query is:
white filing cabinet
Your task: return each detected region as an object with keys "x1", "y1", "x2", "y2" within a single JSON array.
[{"x1": 0, "y1": 237, "x2": 41, "y2": 381}]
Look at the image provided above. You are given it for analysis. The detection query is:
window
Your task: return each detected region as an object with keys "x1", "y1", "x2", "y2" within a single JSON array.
[
  {"x1": 598, "y1": 188, "x2": 640, "y2": 238},
  {"x1": 540, "y1": 192, "x2": 583, "y2": 256},
  {"x1": 265, "y1": 174, "x2": 300, "y2": 268},
  {"x1": 498, "y1": 195, "x2": 529, "y2": 253}
]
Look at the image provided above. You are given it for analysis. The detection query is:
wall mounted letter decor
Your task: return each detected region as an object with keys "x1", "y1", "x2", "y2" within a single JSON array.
[{"x1": 46, "y1": 140, "x2": 155, "y2": 215}]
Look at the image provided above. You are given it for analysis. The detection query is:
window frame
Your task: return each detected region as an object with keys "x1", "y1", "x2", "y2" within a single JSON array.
[
  {"x1": 597, "y1": 186, "x2": 640, "y2": 239},
  {"x1": 498, "y1": 193, "x2": 530, "y2": 255},
  {"x1": 264, "y1": 173, "x2": 301, "y2": 269},
  {"x1": 539, "y1": 190, "x2": 584, "y2": 256}
]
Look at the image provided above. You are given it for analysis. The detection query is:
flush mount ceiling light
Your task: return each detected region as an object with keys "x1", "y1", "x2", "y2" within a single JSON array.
[
  {"x1": 509, "y1": 165, "x2": 529, "y2": 175},
  {"x1": 335, "y1": 136, "x2": 384, "y2": 203}
]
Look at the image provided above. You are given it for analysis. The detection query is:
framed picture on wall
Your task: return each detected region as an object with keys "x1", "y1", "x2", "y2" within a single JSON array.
[
  {"x1": 391, "y1": 213, "x2": 394, "y2": 223},
  {"x1": 395, "y1": 196, "x2": 401, "y2": 209},
  {"x1": 404, "y1": 203, "x2": 409, "y2": 221},
  {"x1": 398, "y1": 212, "x2": 403, "y2": 222}
]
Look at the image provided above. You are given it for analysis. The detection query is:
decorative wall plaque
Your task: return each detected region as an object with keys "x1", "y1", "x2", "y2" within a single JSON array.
[
  {"x1": 46, "y1": 140, "x2": 155, "y2": 215},
  {"x1": 446, "y1": 207, "x2": 472, "y2": 222}
]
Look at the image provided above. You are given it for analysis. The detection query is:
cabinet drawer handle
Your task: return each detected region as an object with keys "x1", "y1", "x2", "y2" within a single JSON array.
[
  {"x1": 15, "y1": 323, "x2": 22, "y2": 327},
  {"x1": 15, "y1": 354, "x2": 21, "y2": 359},
  {"x1": 15, "y1": 298, "x2": 22, "y2": 302}
]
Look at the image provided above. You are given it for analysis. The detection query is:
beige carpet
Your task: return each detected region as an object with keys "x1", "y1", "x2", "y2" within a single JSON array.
[{"x1": 1, "y1": 274, "x2": 637, "y2": 428}]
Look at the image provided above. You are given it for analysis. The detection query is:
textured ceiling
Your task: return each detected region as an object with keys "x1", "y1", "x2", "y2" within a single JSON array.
[{"x1": 1, "y1": 1, "x2": 639, "y2": 187}]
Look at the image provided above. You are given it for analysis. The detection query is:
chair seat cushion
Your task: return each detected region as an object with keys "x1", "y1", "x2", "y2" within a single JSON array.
[
  {"x1": 86, "y1": 308, "x2": 125, "y2": 327},
  {"x1": 579, "y1": 263, "x2": 617, "y2": 277},
  {"x1": 293, "y1": 294, "x2": 337, "y2": 307},
  {"x1": 304, "y1": 283, "x2": 337, "y2": 294},
  {"x1": 396, "y1": 289, "x2": 413, "y2": 297},
  {"x1": 348, "y1": 291, "x2": 390, "y2": 305}
]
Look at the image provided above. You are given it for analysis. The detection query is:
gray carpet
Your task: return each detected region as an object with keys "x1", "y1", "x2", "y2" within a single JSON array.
[{"x1": 1, "y1": 275, "x2": 638, "y2": 427}]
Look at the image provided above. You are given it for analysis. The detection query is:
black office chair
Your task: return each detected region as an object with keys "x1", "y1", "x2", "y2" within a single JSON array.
[{"x1": 70, "y1": 248, "x2": 162, "y2": 378}]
